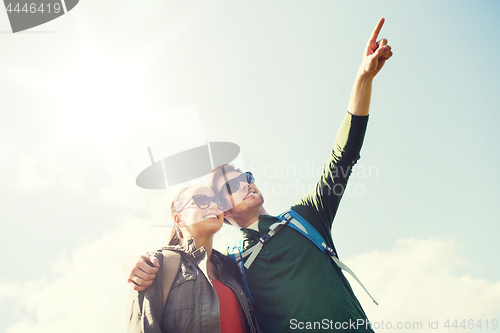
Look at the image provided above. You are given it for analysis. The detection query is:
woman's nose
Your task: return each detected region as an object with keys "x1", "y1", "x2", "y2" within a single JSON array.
[{"x1": 209, "y1": 198, "x2": 221, "y2": 211}]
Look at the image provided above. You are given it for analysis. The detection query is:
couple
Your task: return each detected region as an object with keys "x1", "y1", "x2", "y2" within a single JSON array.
[{"x1": 126, "y1": 18, "x2": 393, "y2": 333}]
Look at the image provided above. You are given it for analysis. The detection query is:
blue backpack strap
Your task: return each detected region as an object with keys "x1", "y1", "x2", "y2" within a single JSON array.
[
  {"x1": 227, "y1": 242, "x2": 254, "y2": 304},
  {"x1": 278, "y1": 209, "x2": 338, "y2": 258},
  {"x1": 229, "y1": 209, "x2": 378, "y2": 305},
  {"x1": 278, "y1": 209, "x2": 379, "y2": 305},
  {"x1": 225, "y1": 215, "x2": 295, "y2": 303}
]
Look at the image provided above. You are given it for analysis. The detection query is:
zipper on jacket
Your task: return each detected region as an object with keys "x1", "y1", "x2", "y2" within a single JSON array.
[{"x1": 215, "y1": 255, "x2": 257, "y2": 333}]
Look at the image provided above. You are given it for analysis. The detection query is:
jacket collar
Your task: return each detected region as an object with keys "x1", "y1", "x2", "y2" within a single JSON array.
[
  {"x1": 181, "y1": 238, "x2": 207, "y2": 262},
  {"x1": 166, "y1": 238, "x2": 224, "y2": 269}
]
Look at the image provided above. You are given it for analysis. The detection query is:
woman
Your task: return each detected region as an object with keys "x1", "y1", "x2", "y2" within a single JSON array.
[{"x1": 128, "y1": 184, "x2": 259, "y2": 333}]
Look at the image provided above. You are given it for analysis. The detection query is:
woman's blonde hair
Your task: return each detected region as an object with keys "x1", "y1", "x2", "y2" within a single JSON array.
[{"x1": 167, "y1": 187, "x2": 191, "y2": 246}]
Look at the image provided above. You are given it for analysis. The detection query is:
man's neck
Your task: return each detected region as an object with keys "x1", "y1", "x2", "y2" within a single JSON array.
[{"x1": 232, "y1": 206, "x2": 268, "y2": 229}]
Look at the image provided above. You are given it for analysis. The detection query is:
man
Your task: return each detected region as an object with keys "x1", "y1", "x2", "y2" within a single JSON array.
[{"x1": 125, "y1": 18, "x2": 393, "y2": 332}]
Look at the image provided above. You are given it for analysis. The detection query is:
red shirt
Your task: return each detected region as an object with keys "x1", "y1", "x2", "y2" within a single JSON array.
[{"x1": 211, "y1": 278, "x2": 247, "y2": 333}]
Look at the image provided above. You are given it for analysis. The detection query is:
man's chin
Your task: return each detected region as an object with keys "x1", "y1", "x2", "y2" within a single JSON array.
[
  {"x1": 243, "y1": 191, "x2": 263, "y2": 202},
  {"x1": 228, "y1": 194, "x2": 263, "y2": 211},
  {"x1": 244, "y1": 193, "x2": 264, "y2": 208}
]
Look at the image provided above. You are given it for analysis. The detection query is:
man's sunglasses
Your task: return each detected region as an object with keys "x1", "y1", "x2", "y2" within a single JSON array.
[
  {"x1": 177, "y1": 194, "x2": 223, "y2": 214},
  {"x1": 219, "y1": 172, "x2": 255, "y2": 196}
]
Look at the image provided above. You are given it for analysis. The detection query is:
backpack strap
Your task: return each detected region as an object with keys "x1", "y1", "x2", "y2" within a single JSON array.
[
  {"x1": 234, "y1": 209, "x2": 379, "y2": 305},
  {"x1": 280, "y1": 210, "x2": 338, "y2": 257},
  {"x1": 239, "y1": 216, "x2": 292, "y2": 269},
  {"x1": 161, "y1": 250, "x2": 181, "y2": 310},
  {"x1": 278, "y1": 209, "x2": 378, "y2": 305},
  {"x1": 227, "y1": 243, "x2": 255, "y2": 304}
]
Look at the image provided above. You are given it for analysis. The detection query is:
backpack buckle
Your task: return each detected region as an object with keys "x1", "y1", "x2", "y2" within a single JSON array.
[{"x1": 259, "y1": 234, "x2": 271, "y2": 244}]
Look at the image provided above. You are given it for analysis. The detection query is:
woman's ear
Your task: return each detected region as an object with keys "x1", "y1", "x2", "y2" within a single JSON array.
[{"x1": 174, "y1": 213, "x2": 185, "y2": 227}]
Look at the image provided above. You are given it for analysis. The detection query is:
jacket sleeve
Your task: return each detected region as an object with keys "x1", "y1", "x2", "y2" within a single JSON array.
[
  {"x1": 126, "y1": 252, "x2": 165, "y2": 333},
  {"x1": 293, "y1": 112, "x2": 369, "y2": 244},
  {"x1": 127, "y1": 287, "x2": 146, "y2": 333}
]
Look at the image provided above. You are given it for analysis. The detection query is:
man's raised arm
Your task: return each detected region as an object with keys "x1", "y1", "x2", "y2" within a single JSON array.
[
  {"x1": 294, "y1": 18, "x2": 393, "y2": 234},
  {"x1": 348, "y1": 17, "x2": 393, "y2": 116}
]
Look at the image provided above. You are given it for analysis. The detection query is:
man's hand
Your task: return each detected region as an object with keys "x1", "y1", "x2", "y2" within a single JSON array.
[
  {"x1": 359, "y1": 17, "x2": 393, "y2": 78},
  {"x1": 122, "y1": 254, "x2": 159, "y2": 291},
  {"x1": 347, "y1": 17, "x2": 393, "y2": 116}
]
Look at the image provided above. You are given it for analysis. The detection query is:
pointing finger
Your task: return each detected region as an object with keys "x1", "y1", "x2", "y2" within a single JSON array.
[{"x1": 369, "y1": 18, "x2": 385, "y2": 44}]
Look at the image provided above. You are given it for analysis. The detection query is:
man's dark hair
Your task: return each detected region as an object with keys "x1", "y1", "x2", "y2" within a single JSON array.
[
  {"x1": 207, "y1": 164, "x2": 243, "y2": 225},
  {"x1": 207, "y1": 164, "x2": 243, "y2": 195}
]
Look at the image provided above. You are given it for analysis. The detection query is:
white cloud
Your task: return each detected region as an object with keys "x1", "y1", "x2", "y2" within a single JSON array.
[
  {"x1": 2, "y1": 217, "x2": 167, "y2": 333},
  {"x1": 13, "y1": 154, "x2": 56, "y2": 195},
  {"x1": 13, "y1": 153, "x2": 86, "y2": 196},
  {"x1": 345, "y1": 238, "x2": 500, "y2": 332}
]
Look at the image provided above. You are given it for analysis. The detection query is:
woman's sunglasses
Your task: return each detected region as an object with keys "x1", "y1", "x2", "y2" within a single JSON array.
[
  {"x1": 177, "y1": 194, "x2": 223, "y2": 214},
  {"x1": 219, "y1": 172, "x2": 255, "y2": 196}
]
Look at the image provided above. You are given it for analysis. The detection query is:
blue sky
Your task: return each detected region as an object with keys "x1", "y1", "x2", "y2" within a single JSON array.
[{"x1": 1, "y1": 1, "x2": 499, "y2": 332}]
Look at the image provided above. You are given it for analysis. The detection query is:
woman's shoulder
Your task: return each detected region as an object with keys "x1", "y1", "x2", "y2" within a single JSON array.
[
  {"x1": 212, "y1": 249, "x2": 232, "y2": 265},
  {"x1": 212, "y1": 250, "x2": 243, "y2": 281}
]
